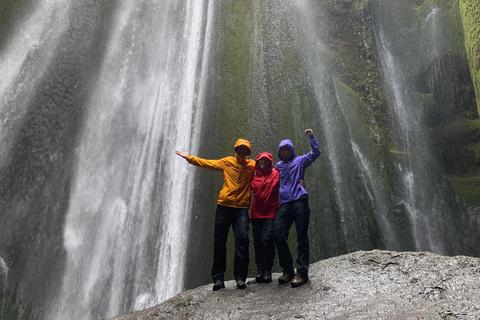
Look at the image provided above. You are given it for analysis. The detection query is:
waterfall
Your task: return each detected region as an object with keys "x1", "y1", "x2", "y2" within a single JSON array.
[
  {"x1": 1, "y1": 0, "x2": 213, "y2": 319},
  {"x1": 372, "y1": 0, "x2": 466, "y2": 255},
  {"x1": 0, "y1": 0, "x2": 72, "y2": 170},
  {"x1": 1, "y1": 1, "x2": 480, "y2": 319},
  {"x1": 48, "y1": 1, "x2": 213, "y2": 319},
  {"x1": 290, "y1": 0, "x2": 382, "y2": 252},
  {"x1": 0, "y1": 258, "x2": 7, "y2": 289}
]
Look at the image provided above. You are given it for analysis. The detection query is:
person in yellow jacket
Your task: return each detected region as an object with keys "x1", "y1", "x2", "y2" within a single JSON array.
[{"x1": 175, "y1": 139, "x2": 255, "y2": 290}]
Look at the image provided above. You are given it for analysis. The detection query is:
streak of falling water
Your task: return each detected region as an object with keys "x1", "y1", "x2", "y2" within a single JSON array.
[
  {"x1": 0, "y1": 0, "x2": 72, "y2": 169},
  {"x1": 372, "y1": 0, "x2": 463, "y2": 255},
  {"x1": 47, "y1": 1, "x2": 214, "y2": 319}
]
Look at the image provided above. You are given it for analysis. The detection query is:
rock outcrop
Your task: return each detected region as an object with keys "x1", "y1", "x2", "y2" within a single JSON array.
[{"x1": 109, "y1": 250, "x2": 480, "y2": 320}]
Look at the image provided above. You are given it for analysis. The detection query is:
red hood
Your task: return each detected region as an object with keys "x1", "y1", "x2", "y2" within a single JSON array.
[{"x1": 255, "y1": 152, "x2": 273, "y2": 176}]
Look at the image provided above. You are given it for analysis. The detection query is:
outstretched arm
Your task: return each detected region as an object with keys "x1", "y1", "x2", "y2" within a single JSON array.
[
  {"x1": 175, "y1": 151, "x2": 224, "y2": 171},
  {"x1": 175, "y1": 151, "x2": 189, "y2": 159}
]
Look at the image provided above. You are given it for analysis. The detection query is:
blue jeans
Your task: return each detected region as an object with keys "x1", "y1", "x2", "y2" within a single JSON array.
[
  {"x1": 211, "y1": 205, "x2": 250, "y2": 282},
  {"x1": 251, "y1": 218, "x2": 275, "y2": 271},
  {"x1": 274, "y1": 199, "x2": 310, "y2": 275}
]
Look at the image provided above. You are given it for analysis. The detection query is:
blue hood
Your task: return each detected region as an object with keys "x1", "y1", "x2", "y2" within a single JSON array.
[{"x1": 277, "y1": 139, "x2": 296, "y2": 161}]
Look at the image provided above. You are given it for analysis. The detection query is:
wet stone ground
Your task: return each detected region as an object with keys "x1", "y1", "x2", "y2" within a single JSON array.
[{"x1": 109, "y1": 250, "x2": 480, "y2": 320}]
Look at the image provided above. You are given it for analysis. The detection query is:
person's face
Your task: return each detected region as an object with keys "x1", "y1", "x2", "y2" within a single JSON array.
[
  {"x1": 236, "y1": 146, "x2": 249, "y2": 158},
  {"x1": 280, "y1": 146, "x2": 292, "y2": 159},
  {"x1": 258, "y1": 158, "x2": 270, "y2": 169}
]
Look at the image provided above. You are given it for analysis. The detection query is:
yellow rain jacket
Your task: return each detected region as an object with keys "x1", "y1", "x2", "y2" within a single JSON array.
[{"x1": 186, "y1": 139, "x2": 256, "y2": 209}]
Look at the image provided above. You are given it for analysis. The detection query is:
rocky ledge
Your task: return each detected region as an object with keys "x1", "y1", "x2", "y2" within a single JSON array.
[{"x1": 110, "y1": 250, "x2": 480, "y2": 320}]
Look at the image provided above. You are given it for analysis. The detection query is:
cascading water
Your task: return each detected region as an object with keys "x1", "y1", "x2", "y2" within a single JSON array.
[
  {"x1": 0, "y1": 258, "x2": 7, "y2": 289},
  {"x1": 0, "y1": 0, "x2": 72, "y2": 170},
  {"x1": 288, "y1": 0, "x2": 384, "y2": 252},
  {"x1": 1, "y1": 1, "x2": 480, "y2": 319},
  {"x1": 48, "y1": 2, "x2": 214, "y2": 319},
  {"x1": 372, "y1": 0, "x2": 469, "y2": 255},
  {"x1": 1, "y1": 0, "x2": 213, "y2": 319}
]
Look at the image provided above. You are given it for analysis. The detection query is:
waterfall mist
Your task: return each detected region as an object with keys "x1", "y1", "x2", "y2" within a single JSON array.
[
  {"x1": 1, "y1": 0, "x2": 479, "y2": 319},
  {"x1": 372, "y1": 0, "x2": 475, "y2": 255},
  {"x1": 1, "y1": 0, "x2": 213, "y2": 319}
]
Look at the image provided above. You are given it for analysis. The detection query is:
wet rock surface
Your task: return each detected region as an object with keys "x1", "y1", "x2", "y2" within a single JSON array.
[{"x1": 109, "y1": 250, "x2": 480, "y2": 320}]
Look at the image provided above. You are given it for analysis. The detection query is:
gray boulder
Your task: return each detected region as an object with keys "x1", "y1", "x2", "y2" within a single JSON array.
[{"x1": 109, "y1": 250, "x2": 480, "y2": 320}]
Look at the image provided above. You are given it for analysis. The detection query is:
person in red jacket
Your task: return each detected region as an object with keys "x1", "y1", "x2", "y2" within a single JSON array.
[{"x1": 250, "y1": 152, "x2": 280, "y2": 283}]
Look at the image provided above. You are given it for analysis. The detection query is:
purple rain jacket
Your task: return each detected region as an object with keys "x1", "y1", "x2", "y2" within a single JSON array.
[{"x1": 275, "y1": 134, "x2": 321, "y2": 204}]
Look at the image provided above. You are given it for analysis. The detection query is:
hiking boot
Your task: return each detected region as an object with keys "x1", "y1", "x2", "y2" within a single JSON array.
[
  {"x1": 255, "y1": 267, "x2": 264, "y2": 283},
  {"x1": 278, "y1": 270, "x2": 295, "y2": 284},
  {"x1": 291, "y1": 273, "x2": 308, "y2": 288},
  {"x1": 263, "y1": 270, "x2": 272, "y2": 283},
  {"x1": 236, "y1": 279, "x2": 247, "y2": 290},
  {"x1": 212, "y1": 279, "x2": 225, "y2": 291}
]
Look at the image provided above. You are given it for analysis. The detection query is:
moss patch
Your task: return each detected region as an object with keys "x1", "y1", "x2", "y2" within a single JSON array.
[
  {"x1": 460, "y1": 0, "x2": 480, "y2": 114},
  {"x1": 448, "y1": 172, "x2": 480, "y2": 206},
  {"x1": 440, "y1": 117, "x2": 480, "y2": 204},
  {"x1": 217, "y1": 0, "x2": 255, "y2": 151},
  {"x1": 0, "y1": 0, "x2": 11, "y2": 24}
]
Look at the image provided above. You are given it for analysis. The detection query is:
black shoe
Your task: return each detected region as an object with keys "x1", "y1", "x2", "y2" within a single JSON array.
[
  {"x1": 278, "y1": 270, "x2": 295, "y2": 284},
  {"x1": 291, "y1": 274, "x2": 308, "y2": 287},
  {"x1": 263, "y1": 270, "x2": 272, "y2": 283},
  {"x1": 213, "y1": 279, "x2": 225, "y2": 291},
  {"x1": 236, "y1": 280, "x2": 247, "y2": 290},
  {"x1": 255, "y1": 267, "x2": 264, "y2": 283}
]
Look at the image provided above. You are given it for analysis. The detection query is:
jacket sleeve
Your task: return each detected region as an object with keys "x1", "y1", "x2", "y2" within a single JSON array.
[
  {"x1": 275, "y1": 161, "x2": 282, "y2": 171},
  {"x1": 186, "y1": 155, "x2": 224, "y2": 172},
  {"x1": 299, "y1": 134, "x2": 321, "y2": 169}
]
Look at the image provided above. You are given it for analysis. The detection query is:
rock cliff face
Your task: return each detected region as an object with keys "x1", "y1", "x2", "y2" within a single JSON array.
[
  {"x1": 1, "y1": 1, "x2": 480, "y2": 319},
  {"x1": 110, "y1": 250, "x2": 480, "y2": 320}
]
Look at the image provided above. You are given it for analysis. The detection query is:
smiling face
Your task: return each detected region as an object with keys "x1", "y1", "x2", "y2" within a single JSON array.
[
  {"x1": 258, "y1": 157, "x2": 271, "y2": 169},
  {"x1": 280, "y1": 146, "x2": 292, "y2": 160}
]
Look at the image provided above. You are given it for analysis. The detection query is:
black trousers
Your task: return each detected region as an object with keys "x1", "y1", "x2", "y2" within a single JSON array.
[
  {"x1": 274, "y1": 199, "x2": 310, "y2": 275},
  {"x1": 211, "y1": 205, "x2": 250, "y2": 282},
  {"x1": 251, "y1": 218, "x2": 275, "y2": 271}
]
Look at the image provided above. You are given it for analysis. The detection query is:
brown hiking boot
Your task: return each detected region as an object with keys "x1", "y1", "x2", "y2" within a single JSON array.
[
  {"x1": 291, "y1": 274, "x2": 308, "y2": 287},
  {"x1": 278, "y1": 270, "x2": 295, "y2": 284}
]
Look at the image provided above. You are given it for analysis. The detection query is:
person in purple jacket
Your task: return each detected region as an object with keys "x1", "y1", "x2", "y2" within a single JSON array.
[{"x1": 274, "y1": 129, "x2": 321, "y2": 287}]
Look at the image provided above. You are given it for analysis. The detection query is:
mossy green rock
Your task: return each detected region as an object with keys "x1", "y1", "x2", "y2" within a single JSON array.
[{"x1": 460, "y1": 0, "x2": 480, "y2": 115}]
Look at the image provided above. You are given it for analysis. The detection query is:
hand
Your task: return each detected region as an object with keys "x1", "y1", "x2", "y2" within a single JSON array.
[
  {"x1": 305, "y1": 129, "x2": 313, "y2": 136},
  {"x1": 175, "y1": 151, "x2": 189, "y2": 159},
  {"x1": 300, "y1": 180, "x2": 306, "y2": 188}
]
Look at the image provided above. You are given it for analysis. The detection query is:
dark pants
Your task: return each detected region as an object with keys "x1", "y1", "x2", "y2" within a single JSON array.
[
  {"x1": 251, "y1": 218, "x2": 275, "y2": 271},
  {"x1": 274, "y1": 199, "x2": 310, "y2": 275},
  {"x1": 211, "y1": 205, "x2": 250, "y2": 282}
]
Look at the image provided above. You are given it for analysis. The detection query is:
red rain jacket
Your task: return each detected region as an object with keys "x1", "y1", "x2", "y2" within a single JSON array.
[{"x1": 250, "y1": 152, "x2": 280, "y2": 219}]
